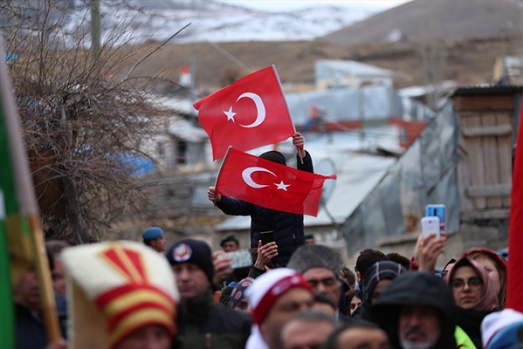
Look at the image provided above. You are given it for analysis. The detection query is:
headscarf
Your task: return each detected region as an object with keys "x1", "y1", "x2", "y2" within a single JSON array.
[{"x1": 448, "y1": 256, "x2": 499, "y2": 311}]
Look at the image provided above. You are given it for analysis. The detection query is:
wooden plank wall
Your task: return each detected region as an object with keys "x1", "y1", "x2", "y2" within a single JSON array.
[{"x1": 454, "y1": 95, "x2": 514, "y2": 219}]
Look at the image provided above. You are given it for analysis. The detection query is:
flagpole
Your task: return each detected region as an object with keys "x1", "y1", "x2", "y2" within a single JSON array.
[
  {"x1": 214, "y1": 146, "x2": 232, "y2": 190},
  {"x1": 271, "y1": 65, "x2": 303, "y2": 164},
  {"x1": 0, "y1": 43, "x2": 61, "y2": 343}
]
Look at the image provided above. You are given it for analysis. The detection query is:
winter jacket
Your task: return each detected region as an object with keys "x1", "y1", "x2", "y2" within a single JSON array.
[
  {"x1": 455, "y1": 307, "x2": 494, "y2": 349},
  {"x1": 173, "y1": 290, "x2": 251, "y2": 349},
  {"x1": 216, "y1": 151, "x2": 313, "y2": 266},
  {"x1": 372, "y1": 272, "x2": 458, "y2": 349},
  {"x1": 15, "y1": 295, "x2": 68, "y2": 349}
]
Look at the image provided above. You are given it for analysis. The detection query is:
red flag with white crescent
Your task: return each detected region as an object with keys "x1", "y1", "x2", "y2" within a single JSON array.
[
  {"x1": 507, "y1": 95, "x2": 523, "y2": 311},
  {"x1": 215, "y1": 148, "x2": 336, "y2": 217},
  {"x1": 194, "y1": 65, "x2": 295, "y2": 161}
]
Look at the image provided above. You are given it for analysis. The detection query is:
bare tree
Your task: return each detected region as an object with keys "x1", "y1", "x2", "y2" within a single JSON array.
[{"x1": 1, "y1": 0, "x2": 180, "y2": 243}]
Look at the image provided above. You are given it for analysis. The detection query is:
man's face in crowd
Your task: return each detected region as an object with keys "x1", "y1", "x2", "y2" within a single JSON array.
[
  {"x1": 303, "y1": 267, "x2": 340, "y2": 310},
  {"x1": 222, "y1": 241, "x2": 239, "y2": 252},
  {"x1": 115, "y1": 325, "x2": 171, "y2": 349},
  {"x1": 399, "y1": 305, "x2": 441, "y2": 349},
  {"x1": 150, "y1": 236, "x2": 166, "y2": 253},
  {"x1": 282, "y1": 319, "x2": 334, "y2": 349},
  {"x1": 14, "y1": 270, "x2": 41, "y2": 311},
  {"x1": 260, "y1": 288, "x2": 314, "y2": 349},
  {"x1": 52, "y1": 257, "x2": 67, "y2": 297},
  {"x1": 172, "y1": 263, "x2": 210, "y2": 301},
  {"x1": 336, "y1": 327, "x2": 390, "y2": 349}
]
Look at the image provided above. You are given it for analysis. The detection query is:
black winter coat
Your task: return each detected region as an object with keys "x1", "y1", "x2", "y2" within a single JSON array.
[{"x1": 216, "y1": 151, "x2": 313, "y2": 266}]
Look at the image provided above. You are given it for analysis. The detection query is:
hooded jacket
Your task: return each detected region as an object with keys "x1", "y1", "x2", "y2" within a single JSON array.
[
  {"x1": 216, "y1": 151, "x2": 313, "y2": 266},
  {"x1": 372, "y1": 272, "x2": 457, "y2": 349}
]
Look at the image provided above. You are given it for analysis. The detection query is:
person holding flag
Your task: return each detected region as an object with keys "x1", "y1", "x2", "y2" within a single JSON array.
[{"x1": 208, "y1": 132, "x2": 313, "y2": 267}]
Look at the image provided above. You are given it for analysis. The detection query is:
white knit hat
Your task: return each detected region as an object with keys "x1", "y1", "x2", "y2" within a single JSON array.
[
  {"x1": 482, "y1": 308, "x2": 523, "y2": 349},
  {"x1": 246, "y1": 268, "x2": 313, "y2": 325},
  {"x1": 62, "y1": 241, "x2": 180, "y2": 349}
]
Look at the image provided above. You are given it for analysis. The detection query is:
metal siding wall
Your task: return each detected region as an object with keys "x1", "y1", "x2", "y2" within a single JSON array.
[{"x1": 343, "y1": 99, "x2": 460, "y2": 255}]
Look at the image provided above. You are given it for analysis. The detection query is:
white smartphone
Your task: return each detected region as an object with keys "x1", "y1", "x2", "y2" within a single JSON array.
[{"x1": 421, "y1": 216, "x2": 441, "y2": 238}]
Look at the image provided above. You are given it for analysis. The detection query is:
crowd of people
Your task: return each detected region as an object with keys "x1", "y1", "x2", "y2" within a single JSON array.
[
  {"x1": 13, "y1": 134, "x2": 522, "y2": 349},
  {"x1": 15, "y1": 224, "x2": 522, "y2": 349}
]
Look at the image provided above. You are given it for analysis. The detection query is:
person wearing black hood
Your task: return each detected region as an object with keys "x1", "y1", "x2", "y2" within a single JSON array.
[
  {"x1": 356, "y1": 260, "x2": 407, "y2": 322},
  {"x1": 372, "y1": 272, "x2": 457, "y2": 349},
  {"x1": 208, "y1": 132, "x2": 313, "y2": 267}
]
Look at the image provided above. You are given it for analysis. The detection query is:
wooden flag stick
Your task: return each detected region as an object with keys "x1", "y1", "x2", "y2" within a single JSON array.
[
  {"x1": 29, "y1": 214, "x2": 61, "y2": 343},
  {"x1": 1, "y1": 42, "x2": 61, "y2": 344}
]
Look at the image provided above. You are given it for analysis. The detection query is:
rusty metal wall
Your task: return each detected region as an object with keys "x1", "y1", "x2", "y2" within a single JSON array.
[{"x1": 343, "y1": 100, "x2": 460, "y2": 255}]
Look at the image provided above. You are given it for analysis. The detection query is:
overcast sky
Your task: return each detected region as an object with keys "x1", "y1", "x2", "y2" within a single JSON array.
[{"x1": 214, "y1": 0, "x2": 412, "y2": 12}]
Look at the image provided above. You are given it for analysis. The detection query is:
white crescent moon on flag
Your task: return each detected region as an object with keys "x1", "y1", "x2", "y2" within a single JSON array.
[
  {"x1": 237, "y1": 92, "x2": 266, "y2": 128},
  {"x1": 242, "y1": 167, "x2": 276, "y2": 188}
]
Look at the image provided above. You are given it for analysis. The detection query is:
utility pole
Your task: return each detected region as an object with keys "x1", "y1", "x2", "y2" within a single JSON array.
[{"x1": 90, "y1": 0, "x2": 101, "y2": 77}]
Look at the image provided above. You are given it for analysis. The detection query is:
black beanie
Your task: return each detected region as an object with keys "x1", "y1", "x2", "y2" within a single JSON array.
[
  {"x1": 166, "y1": 239, "x2": 214, "y2": 285},
  {"x1": 259, "y1": 151, "x2": 286, "y2": 165}
]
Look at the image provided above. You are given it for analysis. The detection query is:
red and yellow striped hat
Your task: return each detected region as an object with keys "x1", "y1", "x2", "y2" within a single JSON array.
[{"x1": 62, "y1": 241, "x2": 179, "y2": 349}]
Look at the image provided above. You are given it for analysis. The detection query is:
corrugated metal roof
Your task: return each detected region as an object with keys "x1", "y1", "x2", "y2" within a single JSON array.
[
  {"x1": 168, "y1": 117, "x2": 208, "y2": 142},
  {"x1": 155, "y1": 95, "x2": 198, "y2": 116},
  {"x1": 285, "y1": 85, "x2": 433, "y2": 126},
  {"x1": 315, "y1": 60, "x2": 397, "y2": 79}
]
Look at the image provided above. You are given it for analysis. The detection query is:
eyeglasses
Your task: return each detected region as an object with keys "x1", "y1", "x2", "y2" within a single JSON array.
[{"x1": 450, "y1": 277, "x2": 482, "y2": 290}]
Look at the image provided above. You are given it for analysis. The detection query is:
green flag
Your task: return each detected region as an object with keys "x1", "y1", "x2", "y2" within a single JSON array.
[
  {"x1": 0, "y1": 40, "x2": 61, "y2": 346},
  {"x1": 0, "y1": 190, "x2": 14, "y2": 348}
]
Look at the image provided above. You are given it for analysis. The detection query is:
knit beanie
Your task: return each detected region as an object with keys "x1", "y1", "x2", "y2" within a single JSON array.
[
  {"x1": 229, "y1": 277, "x2": 254, "y2": 309},
  {"x1": 166, "y1": 239, "x2": 214, "y2": 285},
  {"x1": 287, "y1": 244, "x2": 342, "y2": 276},
  {"x1": 246, "y1": 268, "x2": 313, "y2": 325},
  {"x1": 259, "y1": 150, "x2": 286, "y2": 165},
  {"x1": 363, "y1": 260, "x2": 406, "y2": 299}
]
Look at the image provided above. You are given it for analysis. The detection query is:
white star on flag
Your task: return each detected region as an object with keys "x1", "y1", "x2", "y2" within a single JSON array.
[
  {"x1": 224, "y1": 107, "x2": 236, "y2": 122},
  {"x1": 274, "y1": 181, "x2": 290, "y2": 191}
]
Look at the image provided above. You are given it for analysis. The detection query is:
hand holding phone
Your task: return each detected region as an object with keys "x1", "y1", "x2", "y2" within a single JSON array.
[
  {"x1": 260, "y1": 231, "x2": 274, "y2": 245},
  {"x1": 421, "y1": 216, "x2": 441, "y2": 238}
]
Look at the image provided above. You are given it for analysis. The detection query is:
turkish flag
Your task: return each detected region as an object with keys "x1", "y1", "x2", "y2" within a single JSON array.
[
  {"x1": 507, "y1": 95, "x2": 523, "y2": 311},
  {"x1": 194, "y1": 65, "x2": 295, "y2": 161},
  {"x1": 216, "y1": 148, "x2": 336, "y2": 216}
]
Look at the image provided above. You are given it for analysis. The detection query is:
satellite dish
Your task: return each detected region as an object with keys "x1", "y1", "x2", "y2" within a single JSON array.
[{"x1": 315, "y1": 158, "x2": 337, "y2": 206}]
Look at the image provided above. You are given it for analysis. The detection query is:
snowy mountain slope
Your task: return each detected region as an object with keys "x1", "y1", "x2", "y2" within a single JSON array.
[{"x1": 66, "y1": 0, "x2": 380, "y2": 44}]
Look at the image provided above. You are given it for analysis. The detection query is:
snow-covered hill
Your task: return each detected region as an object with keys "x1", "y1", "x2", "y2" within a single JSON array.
[{"x1": 67, "y1": 0, "x2": 381, "y2": 44}]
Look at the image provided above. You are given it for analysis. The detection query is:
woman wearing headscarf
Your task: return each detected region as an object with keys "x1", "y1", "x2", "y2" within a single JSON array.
[
  {"x1": 463, "y1": 248, "x2": 507, "y2": 309},
  {"x1": 448, "y1": 256, "x2": 499, "y2": 349}
]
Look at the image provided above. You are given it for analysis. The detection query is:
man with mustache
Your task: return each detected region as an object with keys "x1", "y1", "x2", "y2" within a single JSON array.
[{"x1": 371, "y1": 272, "x2": 457, "y2": 349}]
